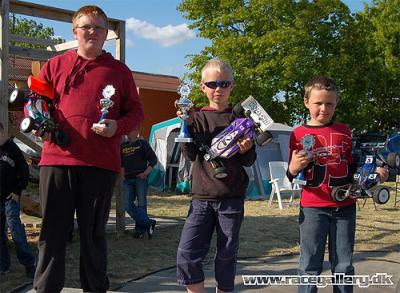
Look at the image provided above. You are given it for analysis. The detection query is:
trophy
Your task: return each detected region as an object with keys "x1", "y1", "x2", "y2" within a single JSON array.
[
  {"x1": 175, "y1": 83, "x2": 193, "y2": 142},
  {"x1": 293, "y1": 134, "x2": 315, "y2": 186},
  {"x1": 93, "y1": 85, "x2": 115, "y2": 128}
]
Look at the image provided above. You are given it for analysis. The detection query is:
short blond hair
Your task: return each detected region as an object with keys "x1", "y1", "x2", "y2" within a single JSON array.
[
  {"x1": 304, "y1": 76, "x2": 339, "y2": 101},
  {"x1": 72, "y1": 5, "x2": 108, "y2": 28},
  {"x1": 201, "y1": 59, "x2": 233, "y2": 82}
]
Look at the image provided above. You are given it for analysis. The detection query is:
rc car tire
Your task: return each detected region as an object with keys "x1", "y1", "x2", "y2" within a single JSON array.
[
  {"x1": 232, "y1": 103, "x2": 244, "y2": 117},
  {"x1": 9, "y1": 88, "x2": 24, "y2": 104},
  {"x1": 256, "y1": 131, "x2": 273, "y2": 146},
  {"x1": 213, "y1": 167, "x2": 228, "y2": 179},
  {"x1": 373, "y1": 186, "x2": 390, "y2": 204},
  {"x1": 387, "y1": 152, "x2": 400, "y2": 169},
  {"x1": 331, "y1": 186, "x2": 349, "y2": 202},
  {"x1": 20, "y1": 117, "x2": 34, "y2": 133}
]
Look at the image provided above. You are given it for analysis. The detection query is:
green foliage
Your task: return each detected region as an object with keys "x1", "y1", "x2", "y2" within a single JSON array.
[
  {"x1": 8, "y1": 15, "x2": 64, "y2": 49},
  {"x1": 179, "y1": 0, "x2": 399, "y2": 133}
]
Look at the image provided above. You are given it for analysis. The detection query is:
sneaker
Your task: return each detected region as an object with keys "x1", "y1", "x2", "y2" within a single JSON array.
[
  {"x1": 147, "y1": 219, "x2": 156, "y2": 239},
  {"x1": 25, "y1": 266, "x2": 35, "y2": 279},
  {"x1": 133, "y1": 231, "x2": 144, "y2": 239}
]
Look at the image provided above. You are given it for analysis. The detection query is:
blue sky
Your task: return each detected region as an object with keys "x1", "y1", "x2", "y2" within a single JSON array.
[{"x1": 24, "y1": 0, "x2": 371, "y2": 79}]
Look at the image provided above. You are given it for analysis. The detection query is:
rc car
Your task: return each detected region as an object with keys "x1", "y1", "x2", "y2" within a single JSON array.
[
  {"x1": 9, "y1": 75, "x2": 69, "y2": 147},
  {"x1": 331, "y1": 133, "x2": 399, "y2": 204},
  {"x1": 209, "y1": 96, "x2": 274, "y2": 159},
  {"x1": 194, "y1": 96, "x2": 273, "y2": 179}
]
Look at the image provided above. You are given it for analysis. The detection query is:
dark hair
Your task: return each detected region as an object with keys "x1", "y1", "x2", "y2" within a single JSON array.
[{"x1": 304, "y1": 76, "x2": 339, "y2": 101}]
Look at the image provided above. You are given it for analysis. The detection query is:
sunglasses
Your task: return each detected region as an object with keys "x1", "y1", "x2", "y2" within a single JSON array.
[{"x1": 203, "y1": 80, "x2": 232, "y2": 89}]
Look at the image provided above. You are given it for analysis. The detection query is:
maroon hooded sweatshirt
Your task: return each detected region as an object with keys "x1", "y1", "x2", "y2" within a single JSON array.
[{"x1": 38, "y1": 50, "x2": 144, "y2": 173}]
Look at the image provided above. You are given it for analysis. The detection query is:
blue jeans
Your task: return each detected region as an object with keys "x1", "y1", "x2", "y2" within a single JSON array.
[
  {"x1": 0, "y1": 198, "x2": 36, "y2": 271},
  {"x1": 298, "y1": 204, "x2": 356, "y2": 293},
  {"x1": 123, "y1": 178, "x2": 152, "y2": 233},
  {"x1": 177, "y1": 198, "x2": 244, "y2": 292}
]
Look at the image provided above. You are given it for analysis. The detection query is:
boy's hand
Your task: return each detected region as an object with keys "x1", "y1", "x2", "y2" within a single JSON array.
[
  {"x1": 136, "y1": 166, "x2": 153, "y2": 179},
  {"x1": 6, "y1": 192, "x2": 19, "y2": 202},
  {"x1": 376, "y1": 166, "x2": 389, "y2": 183},
  {"x1": 175, "y1": 100, "x2": 195, "y2": 124},
  {"x1": 288, "y1": 150, "x2": 312, "y2": 176},
  {"x1": 92, "y1": 119, "x2": 118, "y2": 137},
  {"x1": 237, "y1": 137, "x2": 253, "y2": 154},
  {"x1": 32, "y1": 129, "x2": 52, "y2": 142}
]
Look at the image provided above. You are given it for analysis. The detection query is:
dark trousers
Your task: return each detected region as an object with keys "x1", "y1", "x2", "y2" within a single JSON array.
[
  {"x1": 177, "y1": 198, "x2": 244, "y2": 292},
  {"x1": 33, "y1": 166, "x2": 117, "y2": 293}
]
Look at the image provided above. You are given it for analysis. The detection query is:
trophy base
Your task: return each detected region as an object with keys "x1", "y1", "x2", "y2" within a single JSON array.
[
  {"x1": 175, "y1": 137, "x2": 193, "y2": 143},
  {"x1": 92, "y1": 123, "x2": 106, "y2": 128},
  {"x1": 293, "y1": 178, "x2": 307, "y2": 186}
]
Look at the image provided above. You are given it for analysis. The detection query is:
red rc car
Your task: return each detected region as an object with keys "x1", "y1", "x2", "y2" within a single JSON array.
[{"x1": 9, "y1": 75, "x2": 69, "y2": 147}]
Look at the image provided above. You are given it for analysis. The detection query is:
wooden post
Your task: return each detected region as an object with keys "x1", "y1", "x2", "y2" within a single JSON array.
[
  {"x1": 0, "y1": 0, "x2": 9, "y2": 133},
  {"x1": 114, "y1": 20, "x2": 126, "y2": 233},
  {"x1": 115, "y1": 20, "x2": 125, "y2": 63},
  {"x1": 114, "y1": 174, "x2": 125, "y2": 234}
]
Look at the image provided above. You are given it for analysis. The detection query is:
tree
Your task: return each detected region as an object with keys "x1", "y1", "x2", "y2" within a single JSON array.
[
  {"x1": 351, "y1": 0, "x2": 400, "y2": 133},
  {"x1": 179, "y1": 0, "x2": 398, "y2": 133},
  {"x1": 9, "y1": 15, "x2": 64, "y2": 48}
]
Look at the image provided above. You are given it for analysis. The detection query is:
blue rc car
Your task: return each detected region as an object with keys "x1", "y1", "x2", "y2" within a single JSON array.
[{"x1": 331, "y1": 132, "x2": 400, "y2": 204}]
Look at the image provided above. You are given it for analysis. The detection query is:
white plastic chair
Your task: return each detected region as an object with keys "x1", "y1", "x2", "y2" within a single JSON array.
[{"x1": 268, "y1": 161, "x2": 300, "y2": 209}]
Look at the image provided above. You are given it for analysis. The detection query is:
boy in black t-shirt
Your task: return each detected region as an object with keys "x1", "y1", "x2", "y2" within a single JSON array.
[{"x1": 121, "y1": 129, "x2": 158, "y2": 238}]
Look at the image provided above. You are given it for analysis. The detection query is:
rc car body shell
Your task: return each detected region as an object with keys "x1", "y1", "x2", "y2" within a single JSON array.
[
  {"x1": 209, "y1": 96, "x2": 273, "y2": 159},
  {"x1": 210, "y1": 118, "x2": 255, "y2": 158}
]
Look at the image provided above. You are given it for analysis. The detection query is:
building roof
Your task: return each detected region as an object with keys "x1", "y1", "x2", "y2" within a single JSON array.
[{"x1": 132, "y1": 71, "x2": 181, "y2": 92}]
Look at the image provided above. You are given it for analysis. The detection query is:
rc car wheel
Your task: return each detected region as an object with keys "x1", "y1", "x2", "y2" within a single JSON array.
[
  {"x1": 256, "y1": 131, "x2": 273, "y2": 146},
  {"x1": 9, "y1": 88, "x2": 24, "y2": 103},
  {"x1": 387, "y1": 152, "x2": 400, "y2": 169},
  {"x1": 372, "y1": 186, "x2": 390, "y2": 204},
  {"x1": 331, "y1": 186, "x2": 349, "y2": 202},
  {"x1": 20, "y1": 117, "x2": 34, "y2": 133},
  {"x1": 213, "y1": 167, "x2": 228, "y2": 179},
  {"x1": 232, "y1": 103, "x2": 244, "y2": 117}
]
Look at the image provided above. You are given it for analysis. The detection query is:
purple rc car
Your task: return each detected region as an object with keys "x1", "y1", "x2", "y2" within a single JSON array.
[{"x1": 200, "y1": 96, "x2": 274, "y2": 178}]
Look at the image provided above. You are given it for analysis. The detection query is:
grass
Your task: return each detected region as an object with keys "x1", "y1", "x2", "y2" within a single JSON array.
[{"x1": 1, "y1": 183, "x2": 399, "y2": 292}]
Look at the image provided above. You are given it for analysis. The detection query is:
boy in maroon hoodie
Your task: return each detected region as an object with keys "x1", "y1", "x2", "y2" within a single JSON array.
[{"x1": 33, "y1": 5, "x2": 144, "y2": 293}]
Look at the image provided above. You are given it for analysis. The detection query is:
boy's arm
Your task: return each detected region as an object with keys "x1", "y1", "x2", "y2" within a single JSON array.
[
  {"x1": 286, "y1": 132, "x2": 297, "y2": 182},
  {"x1": 143, "y1": 140, "x2": 158, "y2": 168},
  {"x1": 180, "y1": 116, "x2": 201, "y2": 161},
  {"x1": 237, "y1": 144, "x2": 256, "y2": 166},
  {"x1": 115, "y1": 73, "x2": 144, "y2": 136},
  {"x1": 11, "y1": 142, "x2": 29, "y2": 196},
  {"x1": 180, "y1": 142, "x2": 198, "y2": 161}
]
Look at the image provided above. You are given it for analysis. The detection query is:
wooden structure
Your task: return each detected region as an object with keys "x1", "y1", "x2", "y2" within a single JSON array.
[{"x1": 1, "y1": 0, "x2": 127, "y2": 232}]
